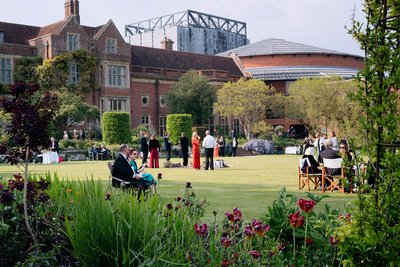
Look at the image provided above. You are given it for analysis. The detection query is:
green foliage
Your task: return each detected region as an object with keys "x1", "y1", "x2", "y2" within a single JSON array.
[
  {"x1": 166, "y1": 114, "x2": 192, "y2": 144},
  {"x1": 102, "y1": 112, "x2": 131, "y2": 145},
  {"x1": 215, "y1": 78, "x2": 277, "y2": 140},
  {"x1": 166, "y1": 70, "x2": 216, "y2": 126},
  {"x1": 14, "y1": 56, "x2": 43, "y2": 83},
  {"x1": 335, "y1": 1, "x2": 400, "y2": 266},
  {"x1": 38, "y1": 49, "x2": 96, "y2": 93},
  {"x1": 287, "y1": 76, "x2": 361, "y2": 138}
]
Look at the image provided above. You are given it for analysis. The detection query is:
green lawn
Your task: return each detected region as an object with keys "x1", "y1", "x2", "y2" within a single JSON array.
[{"x1": 0, "y1": 155, "x2": 357, "y2": 222}]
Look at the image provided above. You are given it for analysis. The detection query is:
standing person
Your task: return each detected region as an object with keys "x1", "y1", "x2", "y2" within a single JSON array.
[
  {"x1": 202, "y1": 130, "x2": 216, "y2": 170},
  {"x1": 213, "y1": 137, "x2": 219, "y2": 159},
  {"x1": 231, "y1": 136, "x2": 239, "y2": 157},
  {"x1": 148, "y1": 134, "x2": 160, "y2": 168},
  {"x1": 112, "y1": 144, "x2": 148, "y2": 199},
  {"x1": 63, "y1": 131, "x2": 69, "y2": 140},
  {"x1": 179, "y1": 132, "x2": 189, "y2": 167},
  {"x1": 191, "y1": 131, "x2": 201, "y2": 170},
  {"x1": 49, "y1": 137, "x2": 59, "y2": 153},
  {"x1": 218, "y1": 136, "x2": 226, "y2": 157},
  {"x1": 329, "y1": 131, "x2": 339, "y2": 150},
  {"x1": 79, "y1": 129, "x2": 86, "y2": 141},
  {"x1": 163, "y1": 131, "x2": 172, "y2": 161},
  {"x1": 73, "y1": 129, "x2": 78, "y2": 140},
  {"x1": 140, "y1": 131, "x2": 149, "y2": 165},
  {"x1": 314, "y1": 132, "x2": 325, "y2": 162}
]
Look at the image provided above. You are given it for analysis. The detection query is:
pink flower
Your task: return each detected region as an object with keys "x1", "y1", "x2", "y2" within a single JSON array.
[
  {"x1": 297, "y1": 198, "x2": 316, "y2": 213},
  {"x1": 252, "y1": 218, "x2": 270, "y2": 237},
  {"x1": 194, "y1": 223, "x2": 208, "y2": 235},
  {"x1": 330, "y1": 236, "x2": 339, "y2": 246},
  {"x1": 288, "y1": 211, "x2": 305, "y2": 228}
]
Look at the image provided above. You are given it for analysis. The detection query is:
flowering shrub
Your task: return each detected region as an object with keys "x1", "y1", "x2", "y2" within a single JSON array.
[{"x1": 0, "y1": 173, "x2": 76, "y2": 266}]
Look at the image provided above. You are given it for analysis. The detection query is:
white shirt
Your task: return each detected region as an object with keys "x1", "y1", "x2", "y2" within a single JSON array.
[{"x1": 202, "y1": 135, "x2": 216, "y2": 148}]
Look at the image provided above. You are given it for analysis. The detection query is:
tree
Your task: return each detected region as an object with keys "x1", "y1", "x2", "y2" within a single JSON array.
[
  {"x1": 102, "y1": 112, "x2": 131, "y2": 144},
  {"x1": 0, "y1": 82, "x2": 59, "y2": 244},
  {"x1": 286, "y1": 76, "x2": 361, "y2": 138},
  {"x1": 166, "y1": 114, "x2": 193, "y2": 144},
  {"x1": 335, "y1": 1, "x2": 400, "y2": 265},
  {"x1": 53, "y1": 92, "x2": 99, "y2": 133},
  {"x1": 214, "y1": 78, "x2": 276, "y2": 140},
  {"x1": 166, "y1": 70, "x2": 216, "y2": 126}
]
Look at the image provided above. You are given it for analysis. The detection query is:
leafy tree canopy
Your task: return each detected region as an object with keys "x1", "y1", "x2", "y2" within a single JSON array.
[
  {"x1": 166, "y1": 70, "x2": 216, "y2": 126},
  {"x1": 214, "y1": 78, "x2": 276, "y2": 140}
]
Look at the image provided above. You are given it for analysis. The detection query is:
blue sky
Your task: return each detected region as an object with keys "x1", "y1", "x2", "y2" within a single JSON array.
[{"x1": 1, "y1": 0, "x2": 365, "y2": 56}]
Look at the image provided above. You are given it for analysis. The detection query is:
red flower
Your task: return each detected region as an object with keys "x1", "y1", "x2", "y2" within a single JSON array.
[
  {"x1": 157, "y1": 173, "x2": 163, "y2": 179},
  {"x1": 297, "y1": 198, "x2": 316, "y2": 213},
  {"x1": 330, "y1": 236, "x2": 339, "y2": 246},
  {"x1": 194, "y1": 223, "x2": 208, "y2": 235},
  {"x1": 249, "y1": 250, "x2": 261, "y2": 259},
  {"x1": 288, "y1": 211, "x2": 305, "y2": 228},
  {"x1": 221, "y1": 259, "x2": 233, "y2": 266},
  {"x1": 252, "y1": 218, "x2": 270, "y2": 237},
  {"x1": 225, "y1": 212, "x2": 234, "y2": 222},
  {"x1": 220, "y1": 235, "x2": 232, "y2": 247},
  {"x1": 243, "y1": 225, "x2": 254, "y2": 240},
  {"x1": 105, "y1": 192, "x2": 111, "y2": 201},
  {"x1": 186, "y1": 182, "x2": 192, "y2": 188},
  {"x1": 305, "y1": 237, "x2": 314, "y2": 244}
]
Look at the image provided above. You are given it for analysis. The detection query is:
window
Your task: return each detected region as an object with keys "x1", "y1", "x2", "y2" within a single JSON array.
[
  {"x1": 218, "y1": 116, "x2": 229, "y2": 135},
  {"x1": 106, "y1": 38, "x2": 117, "y2": 54},
  {"x1": 109, "y1": 99, "x2": 127, "y2": 111},
  {"x1": 0, "y1": 58, "x2": 12, "y2": 84},
  {"x1": 68, "y1": 63, "x2": 80, "y2": 84},
  {"x1": 108, "y1": 65, "x2": 126, "y2": 87},
  {"x1": 141, "y1": 116, "x2": 149, "y2": 126},
  {"x1": 204, "y1": 107, "x2": 214, "y2": 132},
  {"x1": 159, "y1": 116, "x2": 166, "y2": 136},
  {"x1": 67, "y1": 33, "x2": 79, "y2": 51},
  {"x1": 141, "y1": 95, "x2": 149, "y2": 107},
  {"x1": 159, "y1": 96, "x2": 167, "y2": 108},
  {"x1": 0, "y1": 32, "x2": 4, "y2": 43}
]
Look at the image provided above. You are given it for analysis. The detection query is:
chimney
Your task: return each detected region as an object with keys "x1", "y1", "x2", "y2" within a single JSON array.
[
  {"x1": 64, "y1": 0, "x2": 80, "y2": 24},
  {"x1": 161, "y1": 37, "x2": 174, "y2": 50}
]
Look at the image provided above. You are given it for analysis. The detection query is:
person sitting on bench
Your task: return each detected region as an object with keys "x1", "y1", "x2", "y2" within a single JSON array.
[{"x1": 112, "y1": 144, "x2": 148, "y2": 197}]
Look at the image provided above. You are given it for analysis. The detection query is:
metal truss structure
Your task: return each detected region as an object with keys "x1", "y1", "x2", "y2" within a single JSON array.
[{"x1": 125, "y1": 10, "x2": 247, "y2": 39}]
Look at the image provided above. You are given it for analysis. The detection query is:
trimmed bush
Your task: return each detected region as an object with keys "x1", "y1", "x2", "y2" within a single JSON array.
[
  {"x1": 166, "y1": 114, "x2": 192, "y2": 144},
  {"x1": 102, "y1": 112, "x2": 131, "y2": 145}
]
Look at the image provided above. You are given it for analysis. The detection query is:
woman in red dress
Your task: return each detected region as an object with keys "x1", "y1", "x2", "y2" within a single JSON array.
[
  {"x1": 191, "y1": 131, "x2": 201, "y2": 170},
  {"x1": 213, "y1": 137, "x2": 219, "y2": 159},
  {"x1": 149, "y1": 134, "x2": 161, "y2": 168}
]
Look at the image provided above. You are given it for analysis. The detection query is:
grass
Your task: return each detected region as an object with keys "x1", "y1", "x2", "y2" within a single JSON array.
[{"x1": 0, "y1": 155, "x2": 357, "y2": 222}]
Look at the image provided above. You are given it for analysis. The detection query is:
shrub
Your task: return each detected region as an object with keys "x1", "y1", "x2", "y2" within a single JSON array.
[
  {"x1": 166, "y1": 114, "x2": 192, "y2": 144},
  {"x1": 102, "y1": 112, "x2": 131, "y2": 145}
]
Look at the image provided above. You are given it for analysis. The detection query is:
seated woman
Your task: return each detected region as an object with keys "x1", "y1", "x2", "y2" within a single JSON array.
[
  {"x1": 128, "y1": 149, "x2": 157, "y2": 188},
  {"x1": 302, "y1": 147, "x2": 321, "y2": 174}
]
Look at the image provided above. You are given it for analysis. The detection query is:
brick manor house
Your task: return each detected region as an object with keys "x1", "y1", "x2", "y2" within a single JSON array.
[{"x1": 0, "y1": 0, "x2": 363, "y2": 137}]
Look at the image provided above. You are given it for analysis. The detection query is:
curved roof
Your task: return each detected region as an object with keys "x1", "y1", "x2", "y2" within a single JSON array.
[
  {"x1": 247, "y1": 66, "x2": 359, "y2": 81},
  {"x1": 218, "y1": 38, "x2": 363, "y2": 58}
]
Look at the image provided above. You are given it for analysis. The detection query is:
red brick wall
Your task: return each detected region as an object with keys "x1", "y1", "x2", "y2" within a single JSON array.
[{"x1": 241, "y1": 54, "x2": 364, "y2": 69}]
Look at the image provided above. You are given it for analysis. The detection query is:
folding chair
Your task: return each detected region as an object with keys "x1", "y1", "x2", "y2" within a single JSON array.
[
  {"x1": 298, "y1": 158, "x2": 322, "y2": 191},
  {"x1": 322, "y1": 158, "x2": 352, "y2": 194}
]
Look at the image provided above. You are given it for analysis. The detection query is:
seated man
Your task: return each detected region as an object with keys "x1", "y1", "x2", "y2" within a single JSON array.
[
  {"x1": 319, "y1": 139, "x2": 341, "y2": 175},
  {"x1": 302, "y1": 147, "x2": 321, "y2": 174},
  {"x1": 100, "y1": 144, "x2": 111, "y2": 160},
  {"x1": 112, "y1": 144, "x2": 148, "y2": 198}
]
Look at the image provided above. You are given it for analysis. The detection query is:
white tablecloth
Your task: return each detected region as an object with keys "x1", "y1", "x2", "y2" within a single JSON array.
[{"x1": 40, "y1": 152, "x2": 59, "y2": 164}]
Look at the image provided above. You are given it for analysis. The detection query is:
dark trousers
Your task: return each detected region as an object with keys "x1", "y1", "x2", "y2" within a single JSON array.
[
  {"x1": 142, "y1": 151, "x2": 148, "y2": 165},
  {"x1": 166, "y1": 149, "x2": 171, "y2": 161},
  {"x1": 205, "y1": 148, "x2": 214, "y2": 170},
  {"x1": 231, "y1": 147, "x2": 237, "y2": 157},
  {"x1": 182, "y1": 151, "x2": 189, "y2": 166},
  {"x1": 131, "y1": 179, "x2": 148, "y2": 200}
]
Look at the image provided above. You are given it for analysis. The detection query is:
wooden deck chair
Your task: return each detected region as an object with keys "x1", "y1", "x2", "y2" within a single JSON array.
[
  {"x1": 322, "y1": 158, "x2": 352, "y2": 194},
  {"x1": 298, "y1": 158, "x2": 322, "y2": 191}
]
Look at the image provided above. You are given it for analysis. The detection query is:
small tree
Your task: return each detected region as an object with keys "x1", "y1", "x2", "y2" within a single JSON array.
[
  {"x1": 0, "y1": 82, "x2": 59, "y2": 244},
  {"x1": 166, "y1": 70, "x2": 215, "y2": 126},
  {"x1": 214, "y1": 78, "x2": 276, "y2": 140},
  {"x1": 102, "y1": 112, "x2": 131, "y2": 145},
  {"x1": 166, "y1": 114, "x2": 193, "y2": 144}
]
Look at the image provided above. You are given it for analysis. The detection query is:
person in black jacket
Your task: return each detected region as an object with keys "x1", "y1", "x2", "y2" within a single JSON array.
[
  {"x1": 49, "y1": 137, "x2": 59, "y2": 153},
  {"x1": 179, "y1": 132, "x2": 189, "y2": 167},
  {"x1": 112, "y1": 144, "x2": 148, "y2": 198},
  {"x1": 140, "y1": 131, "x2": 149, "y2": 165}
]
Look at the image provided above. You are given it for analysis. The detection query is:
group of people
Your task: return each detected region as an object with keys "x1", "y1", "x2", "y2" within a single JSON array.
[
  {"x1": 111, "y1": 144, "x2": 157, "y2": 198},
  {"x1": 301, "y1": 130, "x2": 354, "y2": 176},
  {"x1": 91, "y1": 144, "x2": 111, "y2": 160},
  {"x1": 63, "y1": 129, "x2": 86, "y2": 141}
]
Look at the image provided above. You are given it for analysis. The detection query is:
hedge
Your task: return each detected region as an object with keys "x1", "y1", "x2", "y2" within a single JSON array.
[
  {"x1": 102, "y1": 112, "x2": 131, "y2": 145},
  {"x1": 166, "y1": 114, "x2": 192, "y2": 144}
]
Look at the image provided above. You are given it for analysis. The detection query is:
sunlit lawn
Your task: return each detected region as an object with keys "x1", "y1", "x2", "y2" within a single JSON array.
[{"x1": 0, "y1": 155, "x2": 357, "y2": 222}]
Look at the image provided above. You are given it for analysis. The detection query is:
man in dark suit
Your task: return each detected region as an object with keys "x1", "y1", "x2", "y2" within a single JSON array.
[
  {"x1": 112, "y1": 144, "x2": 148, "y2": 197},
  {"x1": 49, "y1": 137, "x2": 59, "y2": 153},
  {"x1": 140, "y1": 131, "x2": 149, "y2": 165},
  {"x1": 179, "y1": 132, "x2": 189, "y2": 167},
  {"x1": 319, "y1": 139, "x2": 341, "y2": 175}
]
